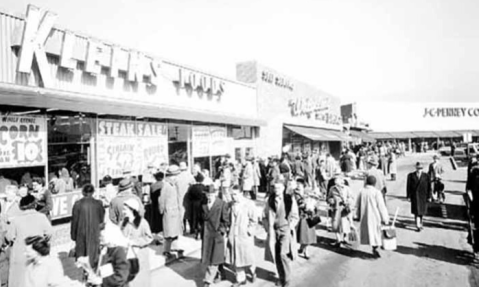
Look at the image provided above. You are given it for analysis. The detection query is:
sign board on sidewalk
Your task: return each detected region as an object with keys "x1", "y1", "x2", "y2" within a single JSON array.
[
  {"x1": 0, "y1": 116, "x2": 47, "y2": 168},
  {"x1": 51, "y1": 191, "x2": 83, "y2": 220}
]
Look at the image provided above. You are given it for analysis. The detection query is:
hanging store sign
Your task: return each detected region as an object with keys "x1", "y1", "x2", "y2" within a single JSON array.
[
  {"x1": 192, "y1": 126, "x2": 228, "y2": 158},
  {"x1": 14, "y1": 5, "x2": 225, "y2": 100},
  {"x1": 0, "y1": 116, "x2": 47, "y2": 168},
  {"x1": 423, "y1": 108, "x2": 479, "y2": 118},
  {"x1": 97, "y1": 119, "x2": 167, "y2": 179},
  {"x1": 288, "y1": 97, "x2": 342, "y2": 126}
]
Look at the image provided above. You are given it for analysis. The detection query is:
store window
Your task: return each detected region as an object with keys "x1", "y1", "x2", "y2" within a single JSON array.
[
  {"x1": 227, "y1": 125, "x2": 254, "y2": 140},
  {"x1": 0, "y1": 108, "x2": 47, "y2": 191},
  {"x1": 47, "y1": 111, "x2": 95, "y2": 191},
  {"x1": 168, "y1": 123, "x2": 190, "y2": 166}
]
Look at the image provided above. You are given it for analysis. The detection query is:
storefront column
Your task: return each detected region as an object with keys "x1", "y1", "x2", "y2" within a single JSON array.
[{"x1": 408, "y1": 138, "x2": 412, "y2": 152}]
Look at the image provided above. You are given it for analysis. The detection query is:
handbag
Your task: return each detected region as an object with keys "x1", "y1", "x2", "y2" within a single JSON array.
[
  {"x1": 381, "y1": 208, "x2": 399, "y2": 251},
  {"x1": 306, "y1": 215, "x2": 321, "y2": 228},
  {"x1": 125, "y1": 228, "x2": 140, "y2": 282},
  {"x1": 68, "y1": 242, "x2": 76, "y2": 258}
]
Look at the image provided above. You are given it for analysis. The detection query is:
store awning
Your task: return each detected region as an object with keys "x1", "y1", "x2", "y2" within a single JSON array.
[
  {"x1": 349, "y1": 130, "x2": 376, "y2": 142},
  {"x1": 0, "y1": 83, "x2": 267, "y2": 127},
  {"x1": 411, "y1": 131, "x2": 440, "y2": 138},
  {"x1": 285, "y1": 125, "x2": 347, "y2": 142},
  {"x1": 370, "y1": 132, "x2": 394, "y2": 140},
  {"x1": 388, "y1": 132, "x2": 417, "y2": 139},
  {"x1": 433, "y1": 130, "x2": 462, "y2": 138}
]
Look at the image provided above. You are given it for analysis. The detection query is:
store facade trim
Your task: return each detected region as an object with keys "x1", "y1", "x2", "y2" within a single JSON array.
[{"x1": 284, "y1": 125, "x2": 344, "y2": 142}]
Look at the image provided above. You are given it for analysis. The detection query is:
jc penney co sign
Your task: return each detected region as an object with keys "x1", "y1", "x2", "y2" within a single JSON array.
[{"x1": 423, "y1": 107, "x2": 479, "y2": 118}]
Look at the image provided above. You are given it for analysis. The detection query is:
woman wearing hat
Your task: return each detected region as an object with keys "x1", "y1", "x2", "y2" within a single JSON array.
[
  {"x1": 24, "y1": 235, "x2": 80, "y2": 287},
  {"x1": 327, "y1": 176, "x2": 354, "y2": 247},
  {"x1": 121, "y1": 198, "x2": 153, "y2": 287},
  {"x1": 6, "y1": 194, "x2": 53, "y2": 287},
  {"x1": 293, "y1": 178, "x2": 319, "y2": 259}
]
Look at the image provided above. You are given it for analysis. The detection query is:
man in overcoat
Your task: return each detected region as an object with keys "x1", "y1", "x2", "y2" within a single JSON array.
[
  {"x1": 467, "y1": 155, "x2": 479, "y2": 256},
  {"x1": 71, "y1": 184, "x2": 105, "y2": 268},
  {"x1": 262, "y1": 183, "x2": 299, "y2": 287},
  {"x1": 407, "y1": 162, "x2": 432, "y2": 232},
  {"x1": 226, "y1": 185, "x2": 257, "y2": 286},
  {"x1": 177, "y1": 162, "x2": 196, "y2": 234},
  {"x1": 201, "y1": 184, "x2": 230, "y2": 287},
  {"x1": 159, "y1": 165, "x2": 184, "y2": 259}
]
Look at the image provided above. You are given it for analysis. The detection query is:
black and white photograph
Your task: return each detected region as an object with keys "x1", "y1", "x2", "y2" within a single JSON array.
[{"x1": 0, "y1": 0, "x2": 478, "y2": 286}]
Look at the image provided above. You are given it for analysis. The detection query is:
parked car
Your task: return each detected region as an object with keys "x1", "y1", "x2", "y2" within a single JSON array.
[{"x1": 440, "y1": 143, "x2": 478, "y2": 164}]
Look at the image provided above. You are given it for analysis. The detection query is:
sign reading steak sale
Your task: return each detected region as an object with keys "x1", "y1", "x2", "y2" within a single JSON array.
[{"x1": 0, "y1": 116, "x2": 47, "y2": 168}]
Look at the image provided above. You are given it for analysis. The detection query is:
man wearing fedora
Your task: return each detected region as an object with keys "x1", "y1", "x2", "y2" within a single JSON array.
[
  {"x1": 364, "y1": 157, "x2": 387, "y2": 203},
  {"x1": 159, "y1": 165, "x2": 184, "y2": 259},
  {"x1": 109, "y1": 178, "x2": 144, "y2": 225},
  {"x1": 428, "y1": 155, "x2": 444, "y2": 203},
  {"x1": 407, "y1": 162, "x2": 432, "y2": 232},
  {"x1": 201, "y1": 184, "x2": 230, "y2": 287}
]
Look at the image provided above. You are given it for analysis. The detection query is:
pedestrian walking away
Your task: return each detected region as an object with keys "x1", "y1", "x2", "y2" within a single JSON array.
[
  {"x1": 354, "y1": 175, "x2": 390, "y2": 258},
  {"x1": 407, "y1": 162, "x2": 432, "y2": 232},
  {"x1": 71, "y1": 184, "x2": 105, "y2": 269}
]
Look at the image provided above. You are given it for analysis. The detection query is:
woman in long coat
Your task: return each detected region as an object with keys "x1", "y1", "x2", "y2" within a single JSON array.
[
  {"x1": 340, "y1": 150, "x2": 354, "y2": 174},
  {"x1": 355, "y1": 175, "x2": 389, "y2": 257},
  {"x1": 328, "y1": 177, "x2": 354, "y2": 246},
  {"x1": 293, "y1": 179, "x2": 318, "y2": 259},
  {"x1": 6, "y1": 194, "x2": 53, "y2": 287},
  {"x1": 225, "y1": 188, "x2": 256, "y2": 284}
]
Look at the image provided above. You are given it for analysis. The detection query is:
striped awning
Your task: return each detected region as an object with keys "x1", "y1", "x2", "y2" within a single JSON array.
[
  {"x1": 285, "y1": 125, "x2": 349, "y2": 142},
  {"x1": 349, "y1": 130, "x2": 376, "y2": 142}
]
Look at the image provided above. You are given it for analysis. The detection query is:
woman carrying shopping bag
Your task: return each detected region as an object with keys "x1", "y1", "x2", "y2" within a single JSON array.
[{"x1": 354, "y1": 175, "x2": 390, "y2": 258}]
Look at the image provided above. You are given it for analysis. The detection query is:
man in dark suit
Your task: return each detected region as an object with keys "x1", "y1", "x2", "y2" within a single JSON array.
[
  {"x1": 201, "y1": 184, "x2": 230, "y2": 287},
  {"x1": 407, "y1": 162, "x2": 432, "y2": 232}
]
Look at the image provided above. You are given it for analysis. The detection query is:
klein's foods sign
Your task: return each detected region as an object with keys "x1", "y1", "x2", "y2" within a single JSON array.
[{"x1": 0, "y1": 116, "x2": 47, "y2": 168}]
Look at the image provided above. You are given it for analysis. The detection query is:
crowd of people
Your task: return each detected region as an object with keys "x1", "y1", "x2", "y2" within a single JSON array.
[{"x1": 0, "y1": 140, "x2": 461, "y2": 287}]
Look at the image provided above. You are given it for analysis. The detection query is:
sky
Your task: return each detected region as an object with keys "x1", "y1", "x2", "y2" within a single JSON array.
[{"x1": 2, "y1": 0, "x2": 479, "y2": 106}]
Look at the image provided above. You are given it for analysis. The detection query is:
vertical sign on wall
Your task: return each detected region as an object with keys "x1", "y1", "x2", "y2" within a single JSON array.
[{"x1": 0, "y1": 116, "x2": 47, "y2": 168}]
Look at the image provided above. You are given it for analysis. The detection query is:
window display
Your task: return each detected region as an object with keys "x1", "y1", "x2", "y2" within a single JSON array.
[{"x1": 47, "y1": 112, "x2": 95, "y2": 191}]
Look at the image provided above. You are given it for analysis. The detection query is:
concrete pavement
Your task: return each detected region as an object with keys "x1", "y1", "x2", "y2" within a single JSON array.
[{"x1": 20, "y1": 152, "x2": 477, "y2": 287}]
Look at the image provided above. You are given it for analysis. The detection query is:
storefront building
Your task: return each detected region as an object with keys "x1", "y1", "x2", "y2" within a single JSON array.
[
  {"x1": 0, "y1": 5, "x2": 264, "y2": 219},
  {"x1": 236, "y1": 61, "x2": 346, "y2": 159},
  {"x1": 354, "y1": 101, "x2": 479, "y2": 150},
  {"x1": 341, "y1": 103, "x2": 375, "y2": 145}
]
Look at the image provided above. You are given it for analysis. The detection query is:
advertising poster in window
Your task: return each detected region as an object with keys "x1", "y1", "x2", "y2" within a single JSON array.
[
  {"x1": 97, "y1": 120, "x2": 168, "y2": 179},
  {"x1": 192, "y1": 126, "x2": 211, "y2": 157},
  {"x1": 0, "y1": 116, "x2": 47, "y2": 168},
  {"x1": 210, "y1": 126, "x2": 227, "y2": 156}
]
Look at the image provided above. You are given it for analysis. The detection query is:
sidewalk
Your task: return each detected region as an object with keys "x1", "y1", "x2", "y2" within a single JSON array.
[{"x1": 55, "y1": 195, "x2": 269, "y2": 284}]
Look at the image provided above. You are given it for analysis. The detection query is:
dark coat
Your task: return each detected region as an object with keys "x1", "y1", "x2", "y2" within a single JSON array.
[
  {"x1": 71, "y1": 196, "x2": 105, "y2": 268},
  {"x1": 101, "y1": 246, "x2": 130, "y2": 287},
  {"x1": 468, "y1": 165, "x2": 479, "y2": 221},
  {"x1": 407, "y1": 171, "x2": 431, "y2": 216},
  {"x1": 201, "y1": 198, "x2": 230, "y2": 265},
  {"x1": 293, "y1": 160, "x2": 304, "y2": 178},
  {"x1": 149, "y1": 181, "x2": 164, "y2": 233}
]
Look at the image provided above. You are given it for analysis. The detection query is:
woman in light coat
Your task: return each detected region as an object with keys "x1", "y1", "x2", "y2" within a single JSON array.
[
  {"x1": 225, "y1": 187, "x2": 257, "y2": 285},
  {"x1": 328, "y1": 177, "x2": 354, "y2": 247},
  {"x1": 6, "y1": 194, "x2": 53, "y2": 287},
  {"x1": 355, "y1": 175, "x2": 389, "y2": 258}
]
